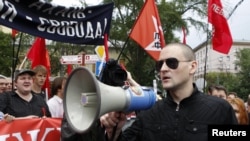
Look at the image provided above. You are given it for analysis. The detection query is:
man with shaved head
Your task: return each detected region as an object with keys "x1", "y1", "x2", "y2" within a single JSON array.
[{"x1": 100, "y1": 43, "x2": 238, "y2": 141}]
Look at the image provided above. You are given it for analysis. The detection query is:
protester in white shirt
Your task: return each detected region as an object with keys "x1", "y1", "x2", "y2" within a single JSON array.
[{"x1": 47, "y1": 76, "x2": 67, "y2": 118}]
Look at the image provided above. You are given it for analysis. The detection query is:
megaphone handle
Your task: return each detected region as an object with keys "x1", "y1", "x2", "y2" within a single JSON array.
[
  {"x1": 110, "y1": 111, "x2": 122, "y2": 141},
  {"x1": 110, "y1": 124, "x2": 118, "y2": 141}
]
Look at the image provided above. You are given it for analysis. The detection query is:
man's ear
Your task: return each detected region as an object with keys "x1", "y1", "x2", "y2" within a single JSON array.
[{"x1": 190, "y1": 61, "x2": 197, "y2": 74}]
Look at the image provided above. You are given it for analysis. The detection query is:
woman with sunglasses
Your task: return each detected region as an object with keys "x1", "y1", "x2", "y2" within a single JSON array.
[{"x1": 100, "y1": 43, "x2": 238, "y2": 141}]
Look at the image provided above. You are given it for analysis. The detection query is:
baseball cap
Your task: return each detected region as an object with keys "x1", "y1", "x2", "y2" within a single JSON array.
[{"x1": 14, "y1": 69, "x2": 35, "y2": 80}]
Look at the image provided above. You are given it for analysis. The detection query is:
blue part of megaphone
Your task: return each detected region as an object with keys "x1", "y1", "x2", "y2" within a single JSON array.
[{"x1": 125, "y1": 87, "x2": 156, "y2": 112}]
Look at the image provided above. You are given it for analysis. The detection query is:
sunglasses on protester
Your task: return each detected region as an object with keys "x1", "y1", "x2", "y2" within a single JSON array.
[{"x1": 156, "y1": 58, "x2": 192, "y2": 71}]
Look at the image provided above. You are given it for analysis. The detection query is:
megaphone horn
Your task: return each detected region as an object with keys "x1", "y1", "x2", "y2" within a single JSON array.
[{"x1": 63, "y1": 67, "x2": 156, "y2": 133}]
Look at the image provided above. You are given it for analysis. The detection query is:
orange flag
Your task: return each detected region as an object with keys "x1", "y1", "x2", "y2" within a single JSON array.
[
  {"x1": 129, "y1": 0, "x2": 165, "y2": 61},
  {"x1": 208, "y1": 0, "x2": 233, "y2": 54},
  {"x1": 27, "y1": 37, "x2": 51, "y2": 98}
]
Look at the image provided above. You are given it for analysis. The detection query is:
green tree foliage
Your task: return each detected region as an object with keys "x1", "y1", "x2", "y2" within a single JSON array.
[
  {"x1": 234, "y1": 48, "x2": 250, "y2": 100},
  {"x1": 205, "y1": 72, "x2": 240, "y2": 95},
  {"x1": 101, "y1": 0, "x2": 207, "y2": 86},
  {"x1": 0, "y1": 31, "x2": 13, "y2": 76},
  {"x1": 205, "y1": 48, "x2": 250, "y2": 101},
  {"x1": 0, "y1": 0, "x2": 208, "y2": 85}
]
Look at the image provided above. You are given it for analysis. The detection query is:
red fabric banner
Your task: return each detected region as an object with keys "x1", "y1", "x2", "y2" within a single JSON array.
[
  {"x1": 208, "y1": 0, "x2": 233, "y2": 54},
  {"x1": 129, "y1": 0, "x2": 165, "y2": 61},
  {"x1": 104, "y1": 33, "x2": 109, "y2": 62},
  {"x1": 27, "y1": 37, "x2": 51, "y2": 98},
  {"x1": 67, "y1": 64, "x2": 73, "y2": 75},
  {"x1": 182, "y1": 27, "x2": 186, "y2": 44},
  {"x1": 11, "y1": 29, "x2": 18, "y2": 39},
  {"x1": 0, "y1": 118, "x2": 62, "y2": 141}
]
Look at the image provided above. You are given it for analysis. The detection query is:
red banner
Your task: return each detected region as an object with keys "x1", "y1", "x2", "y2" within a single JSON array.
[
  {"x1": 0, "y1": 118, "x2": 62, "y2": 141},
  {"x1": 208, "y1": 0, "x2": 233, "y2": 54},
  {"x1": 27, "y1": 37, "x2": 51, "y2": 98}
]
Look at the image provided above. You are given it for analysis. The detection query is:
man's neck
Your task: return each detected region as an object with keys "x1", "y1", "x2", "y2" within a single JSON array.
[
  {"x1": 32, "y1": 84, "x2": 42, "y2": 93},
  {"x1": 15, "y1": 90, "x2": 33, "y2": 102},
  {"x1": 169, "y1": 83, "x2": 194, "y2": 103}
]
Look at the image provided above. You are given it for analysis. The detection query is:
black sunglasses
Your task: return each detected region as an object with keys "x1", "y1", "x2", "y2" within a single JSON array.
[{"x1": 156, "y1": 58, "x2": 192, "y2": 71}]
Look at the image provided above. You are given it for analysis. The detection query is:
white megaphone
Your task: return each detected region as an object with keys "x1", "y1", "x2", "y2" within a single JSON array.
[{"x1": 63, "y1": 67, "x2": 156, "y2": 133}]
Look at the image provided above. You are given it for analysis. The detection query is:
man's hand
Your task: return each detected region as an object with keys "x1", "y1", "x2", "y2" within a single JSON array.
[
  {"x1": 100, "y1": 112, "x2": 127, "y2": 140},
  {"x1": 3, "y1": 114, "x2": 15, "y2": 123}
]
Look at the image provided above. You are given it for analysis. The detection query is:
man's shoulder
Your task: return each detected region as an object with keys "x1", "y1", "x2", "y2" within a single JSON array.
[
  {"x1": 47, "y1": 96, "x2": 57, "y2": 103},
  {"x1": 0, "y1": 91, "x2": 15, "y2": 97},
  {"x1": 32, "y1": 90, "x2": 46, "y2": 98},
  {"x1": 31, "y1": 90, "x2": 45, "y2": 95},
  {"x1": 201, "y1": 94, "x2": 231, "y2": 108},
  {"x1": 32, "y1": 92, "x2": 46, "y2": 101}
]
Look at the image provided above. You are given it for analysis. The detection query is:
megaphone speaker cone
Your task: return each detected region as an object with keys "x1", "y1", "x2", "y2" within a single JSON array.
[{"x1": 63, "y1": 67, "x2": 156, "y2": 134}]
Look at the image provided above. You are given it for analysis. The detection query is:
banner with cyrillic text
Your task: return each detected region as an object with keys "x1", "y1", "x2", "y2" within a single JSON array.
[
  {"x1": 0, "y1": 0, "x2": 114, "y2": 45},
  {"x1": 0, "y1": 118, "x2": 62, "y2": 141}
]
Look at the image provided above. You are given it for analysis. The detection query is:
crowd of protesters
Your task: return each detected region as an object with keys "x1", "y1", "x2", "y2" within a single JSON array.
[
  {"x1": 208, "y1": 84, "x2": 250, "y2": 125},
  {"x1": 0, "y1": 65, "x2": 65, "y2": 122},
  {"x1": 0, "y1": 43, "x2": 250, "y2": 141}
]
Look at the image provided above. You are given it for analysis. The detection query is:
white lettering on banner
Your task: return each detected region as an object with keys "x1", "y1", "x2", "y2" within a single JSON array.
[
  {"x1": 28, "y1": 130, "x2": 40, "y2": 141},
  {"x1": 211, "y1": 4, "x2": 224, "y2": 16},
  {"x1": 55, "y1": 8, "x2": 83, "y2": 18},
  {"x1": 0, "y1": 128, "x2": 61, "y2": 141},
  {"x1": 0, "y1": 0, "x2": 17, "y2": 22},
  {"x1": 13, "y1": 132, "x2": 25, "y2": 141},
  {"x1": 28, "y1": 1, "x2": 86, "y2": 19},
  {"x1": 38, "y1": 17, "x2": 106, "y2": 38},
  {"x1": 0, "y1": 135, "x2": 10, "y2": 140},
  {"x1": 41, "y1": 128, "x2": 54, "y2": 141},
  {"x1": 0, "y1": 0, "x2": 113, "y2": 45}
]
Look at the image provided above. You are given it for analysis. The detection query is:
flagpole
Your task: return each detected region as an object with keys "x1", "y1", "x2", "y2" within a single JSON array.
[
  {"x1": 11, "y1": 34, "x2": 16, "y2": 91},
  {"x1": 19, "y1": 56, "x2": 27, "y2": 70},
  {"x1": 14, "y1": 32, "x2": 23, "y2": 72},
  {"x1": 116, "y1": 36, "x2": 130, "y2": 61},
  {"x1": 203, "y1": 24, "x2": 210, "y2": 93},
  {"x1": 227, "y1": 0, "x2": 244, "y2": 19}
]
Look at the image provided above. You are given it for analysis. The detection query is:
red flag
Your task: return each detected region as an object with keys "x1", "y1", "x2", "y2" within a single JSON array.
[
  {"x1": 182, "y1": 27, "x2": 186, "y2": 44},
  {"x1": 27, "y1": 37, "x2": 51, "y2": 98},
  {"x1": 67, "y1": 64, "x2": 73, "y2": 75},
  {"x1": 129, "y1": 0, "x2": 165, "y2": 61},
  {"x1": 208, "y1": 0, "x2": 232, "y2": 54},
  {"x1": 12, "y1": 29, "x2": 18, "y2": 39},
  {"x1": 104, "y1": 33, "x2": 109, "y2": 62}
]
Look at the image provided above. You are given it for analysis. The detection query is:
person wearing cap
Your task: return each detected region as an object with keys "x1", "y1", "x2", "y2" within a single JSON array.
[{"x1": 0, "y1": 69, "x2": 51, "y2": 122}]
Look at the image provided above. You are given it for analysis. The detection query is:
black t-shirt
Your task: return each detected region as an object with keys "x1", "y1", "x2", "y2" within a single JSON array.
[
  {"x1": 31, "y1": 90, "x2": 46, "y2": 101},
  {"x1": 0, "y1": 91, "x2": 51, "y2": 117}
]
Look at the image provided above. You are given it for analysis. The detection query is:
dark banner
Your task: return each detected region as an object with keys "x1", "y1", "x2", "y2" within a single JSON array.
[{"x1": 0, "y1": 0, "x2": 114, "y2": 45}]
